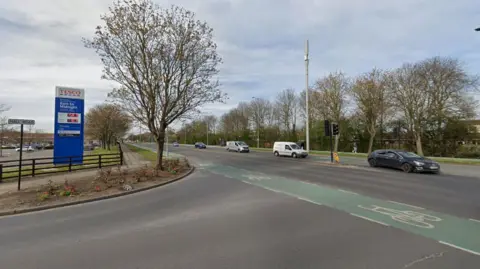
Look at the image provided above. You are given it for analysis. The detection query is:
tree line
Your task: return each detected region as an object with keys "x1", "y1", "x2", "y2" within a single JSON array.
[{"x1": 176, "y1": 57, "x2": 480, "y2": 157}]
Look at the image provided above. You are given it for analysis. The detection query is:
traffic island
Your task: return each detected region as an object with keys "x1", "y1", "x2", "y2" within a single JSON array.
[{"x1": 0, "y1": 158, "x2": 194, "y2": 216}]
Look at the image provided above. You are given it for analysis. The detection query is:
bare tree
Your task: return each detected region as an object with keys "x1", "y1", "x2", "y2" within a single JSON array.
[
  {"x1": 275, "y1": 88, "x2": 298, "y2": 137},
  {"x1": 388, "y1": 57, "x2": 478, "y2": 156},
  {"x1": 84, "y1": 0, "x2": 225, "y2": 169},
  {"x1": 250, "y1": 98, "x2": 271, "y2": 146},
  {"x1": 314, "y1": 71, "x2": 350, "y2": 151},
  {"x1": 351, "y1": 68, "x2": 389, "y2": 154},
  {"x1": 202, "y1": 115, "x2": 218, "y2": 135},
  {"x1": 387, "y1": 63, "x2": 429, "y2": 155}
]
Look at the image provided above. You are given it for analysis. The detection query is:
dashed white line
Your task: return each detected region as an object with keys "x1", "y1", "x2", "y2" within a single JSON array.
[
  {"x1": 296, "y1": 197, "x2": 322, "y2": 205},
  {"x1": 350, "y1": 213, "x2": 390, "y2": 227},
  {"x1": 388, "y1": 200, "x2": 424, "y2": 210},
  {"x1": 338, "y1": 189, "x2": 359, "y2": 195},
  {"x1": 469, "y1": 218, "x2": 480, "y2": 223},
  {"x1": 439, "y1": 241, "x2": 480, "y2": 256}
]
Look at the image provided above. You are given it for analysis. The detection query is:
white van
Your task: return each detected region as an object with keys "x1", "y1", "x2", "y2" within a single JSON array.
[
  {"x1": 226, "y1": 141, "x2": 250, "y2": 153},
  {"x1": 273, "y1": 141, "x2": 308, "y2": 158}
]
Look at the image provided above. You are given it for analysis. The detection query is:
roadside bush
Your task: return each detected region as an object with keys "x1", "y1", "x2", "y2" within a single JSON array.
[{"x1": 456, "y1": 144, "x2": 480, "y2": 158}]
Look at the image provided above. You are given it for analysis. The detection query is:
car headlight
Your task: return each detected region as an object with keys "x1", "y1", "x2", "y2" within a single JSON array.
[{"x1": 413, "y1": 161, "x2": 425, "y2": 166}]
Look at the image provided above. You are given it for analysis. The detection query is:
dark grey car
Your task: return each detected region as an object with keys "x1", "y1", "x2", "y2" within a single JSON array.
[{"x1": 367, "y1": 149, "x2": 440, "y2": 173}]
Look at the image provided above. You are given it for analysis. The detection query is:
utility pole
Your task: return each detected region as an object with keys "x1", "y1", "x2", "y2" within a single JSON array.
[
  {"x1": 305, "y1": 39, "x2": 310, "y2": 152},
  {"x1": 206, "y1": 122, "x2": 209, "y2": 145}
]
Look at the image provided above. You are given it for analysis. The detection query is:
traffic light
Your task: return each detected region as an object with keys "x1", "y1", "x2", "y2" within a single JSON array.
[
  {"x1": 332, "y1": 123, "x2": 339, "y2": 135},
  {"x1": 324, "y1": 120, "x2": 331, "y2": 136}
]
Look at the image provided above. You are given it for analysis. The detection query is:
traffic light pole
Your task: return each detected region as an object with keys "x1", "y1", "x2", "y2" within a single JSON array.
[{"x1": 330, "y1": 122, "x2": 334, "y2": 163}]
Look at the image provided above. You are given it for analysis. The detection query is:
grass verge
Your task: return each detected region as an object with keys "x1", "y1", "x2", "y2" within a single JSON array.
[{"x1": 126, "y1": 144, "x2": 157, "y2": 163}]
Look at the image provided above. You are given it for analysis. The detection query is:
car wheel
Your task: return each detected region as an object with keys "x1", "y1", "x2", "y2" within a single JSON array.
[
  {"x1": 292, "y1": 153, "x2": 297, "y2": 158},
  {"x1": 402, "y1": 163, "x2": 412, "y2": 173},
  {"x1": 368, "y1": 158, "x2": 377, "y2": 167},
  {"x1": 274, "y1": 151, "x2": 279, "y2": 157}
]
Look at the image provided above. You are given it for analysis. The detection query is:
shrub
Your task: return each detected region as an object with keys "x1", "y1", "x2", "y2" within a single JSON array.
[{"x1": 456, "y1": 144, "x2": 480, "y2": 158}]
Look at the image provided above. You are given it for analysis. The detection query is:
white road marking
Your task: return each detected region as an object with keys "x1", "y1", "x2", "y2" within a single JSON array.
[
  {"x1": 469, "y1": 218, "x2": 480, "y2": 223},
  {"x1": 439, "y1": 241, "x2": 480, "y2": 256},
  {"x1": 296, "y1": 197, "x2": 322, "y2": 205},
  {"x1": 388, "y1": 200, "x2": 424, "y2": 210},
  {"x1": 350, "y1": 213, "x2": 390, "y2": 227},
  {"x1": 262, "y1": 186, "x2": 282, "y2": 193},
  {"x1": 338, "y1": 189, "x2": 358, "y2": 195}
]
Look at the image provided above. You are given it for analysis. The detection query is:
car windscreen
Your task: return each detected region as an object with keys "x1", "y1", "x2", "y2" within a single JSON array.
[
  {"x1": 398, "y1": 151, "x2": 421, "y2": 158},
  {"x1": 237, "y1": 141, "x2": 247, "y2": 145}
]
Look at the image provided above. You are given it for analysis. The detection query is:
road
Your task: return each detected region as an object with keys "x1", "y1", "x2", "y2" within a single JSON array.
[{"x1": 0, "y1": 143, "x2": 478, "y2": 268}]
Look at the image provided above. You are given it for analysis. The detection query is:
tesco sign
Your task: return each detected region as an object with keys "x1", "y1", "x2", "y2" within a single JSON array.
[{"x1": 55, "y1": 87, "x2": 85, "y2": 100}]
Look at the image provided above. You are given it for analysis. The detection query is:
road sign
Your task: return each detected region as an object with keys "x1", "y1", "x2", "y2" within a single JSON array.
[
  {"x1": 6, "y1": 118, "x2": 34, "y2": 190},
  {"x1": 7, "y1": 118, "x2": 35, "y2": 125},
  {"x1": 54, "y1": 86, "x2": 85, "y2": 165}
]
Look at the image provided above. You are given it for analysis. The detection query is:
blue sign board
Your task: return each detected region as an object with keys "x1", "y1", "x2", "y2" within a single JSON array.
[{"x1": 53, "y1": 86, "x2": 85, "y2": 165}]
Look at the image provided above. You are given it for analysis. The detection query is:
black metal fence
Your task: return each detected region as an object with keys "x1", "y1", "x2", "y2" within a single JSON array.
[{"x1": 0, "y1": 152, "x2": 123, "y2": 182}]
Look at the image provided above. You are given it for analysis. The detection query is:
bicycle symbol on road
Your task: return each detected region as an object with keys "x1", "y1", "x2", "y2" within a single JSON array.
[{"x1": 358, "y1": 205, "x2": 442, "y2": 228}]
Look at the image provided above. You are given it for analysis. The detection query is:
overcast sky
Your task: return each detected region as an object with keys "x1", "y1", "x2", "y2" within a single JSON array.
[{"x1": 1, "y1": 0, "x2": 480, "y2": 133}]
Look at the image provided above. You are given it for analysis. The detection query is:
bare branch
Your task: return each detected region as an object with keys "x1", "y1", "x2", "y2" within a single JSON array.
[{"x1": 84, "y1": 0, "x2": 225, "y2": 169}]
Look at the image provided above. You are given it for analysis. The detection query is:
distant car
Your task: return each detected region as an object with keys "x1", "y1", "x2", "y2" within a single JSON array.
[
  {"x1": 15, "y1": 146, "x2": 34, "y2": 152},
  {"x1": 173, "y1": 142, "x2": 179, "y2": 147},
  {"x1": 194, "y1": 142, "x2": 206, "y2": 149},
  {"x1": 367, "y1": 149, "x2": 440, "y2": 173},
  {"x1": 226, "y1": 141, "x2": 250, "y2": 153}
]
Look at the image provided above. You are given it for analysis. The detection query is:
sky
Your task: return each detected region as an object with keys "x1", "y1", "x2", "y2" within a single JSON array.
[{"x1": 0, "y1": 0, "x2": 480, "y2": 133}]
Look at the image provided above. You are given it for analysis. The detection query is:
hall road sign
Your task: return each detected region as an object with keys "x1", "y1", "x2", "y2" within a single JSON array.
[{"x1": 7, "y1": 119, "x2": 35, "y2": 125}]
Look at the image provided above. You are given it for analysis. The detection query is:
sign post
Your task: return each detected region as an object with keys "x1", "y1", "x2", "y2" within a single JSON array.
[
  {"x1": 8, "y1": 118, "x2": 35, "y2": 190},
  {"x1": 54, "y1": 86, "x2": 85, "y2": 165}
]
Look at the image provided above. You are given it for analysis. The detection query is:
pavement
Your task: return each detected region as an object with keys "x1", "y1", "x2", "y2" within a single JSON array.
[{"x1": 0, "y1": 143, "x2": 478, "y2": 268}]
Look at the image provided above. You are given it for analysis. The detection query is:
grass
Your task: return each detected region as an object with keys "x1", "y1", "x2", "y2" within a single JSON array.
[
  {"x1": 126, "y1": 144, "x2": 184, "y2": 164},
  {"x1": 126, "y1": 144, "x2": 157, "y2": 163},
  {"x1": 249, "y1": 147, "x2": 480, "y2": 165},
  {"x1": 88, "y1": 147, "x2": 119, "y2": 155}
]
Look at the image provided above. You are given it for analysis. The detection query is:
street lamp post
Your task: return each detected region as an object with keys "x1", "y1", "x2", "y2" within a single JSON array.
[{"x1": 304, "y1": 40, "x2": 310, "y2": 152}]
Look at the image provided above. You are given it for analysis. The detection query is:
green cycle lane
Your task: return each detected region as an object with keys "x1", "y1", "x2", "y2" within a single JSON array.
[{"x1": 202, "y1": 164, "x2": 480, "y2": 255}]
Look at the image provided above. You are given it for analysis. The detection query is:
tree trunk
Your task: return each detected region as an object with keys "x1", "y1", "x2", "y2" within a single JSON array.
[
  {"x1": 334, "y1": 134, "x2": 340, "y2": 152},
  {"x1": 415, "y1": 134, "x2": 424, "y2": 156},
  {"x1": 367, "y1": 135, "x2": 375, "y2": 154},
  {"x1": 155, "y1": 130, "x2": 166, "y2": 170}
]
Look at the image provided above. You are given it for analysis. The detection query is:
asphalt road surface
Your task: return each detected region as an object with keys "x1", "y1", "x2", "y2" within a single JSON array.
[{"x1": 0, "y1": 143, "x2": 479, "y2": 269}]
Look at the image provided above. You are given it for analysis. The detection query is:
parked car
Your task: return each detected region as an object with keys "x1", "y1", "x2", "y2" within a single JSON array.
[
  {"x1": 272, "y1": 141, "x2": 308, "y2": 158},
  {"x1": 367, "y1": 149, "x2": 440, "y2": 173},
  {"x1": 226, "y1": 141, "x2": 249, "y2": 153},
  {"x1": 15, "y1": 146, "x2": 34, "y2": 152},
  {"x1": 194, "y1": 142, "x2": 206, "y2": 149},
  {"x1": 173, "y1": 142, "x2": 179, "y2": 147}
]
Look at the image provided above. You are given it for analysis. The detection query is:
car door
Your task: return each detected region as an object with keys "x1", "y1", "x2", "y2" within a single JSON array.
[
  {"x1": 283, "y1": 144, "x2": 292, "y2": 156},
  {"x1": 383, "y1": 152, "x2": 400, "y2": 168},
  {"x1": 374, "y1": 150, "x2": 387, "y2": 166}
]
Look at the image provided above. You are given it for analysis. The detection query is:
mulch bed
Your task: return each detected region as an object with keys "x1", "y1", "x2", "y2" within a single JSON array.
[{"x1": 0, "y1": 158, "x2": 190, "y2": 212}]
